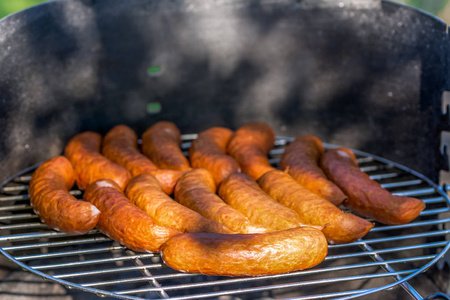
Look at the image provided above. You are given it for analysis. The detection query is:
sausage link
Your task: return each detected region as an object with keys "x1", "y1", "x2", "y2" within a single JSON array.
[
  {"x1": 227, "y1": 122, "x2": 276, "y2": 180},
  {"x1": 320, "y1": 148, "x2": 426, "y2": 225},
  {"x1": 218, "y1": 173, "x2": 304, "y2": 231},
  {"x1": 160, "y1": 226, "x2": 328, "y2": 277},
  {"x1": 29, "y1": 156, "x2": 100, "y2": 234},
  {"x1": 281, "y1": 135, "x2": 346, "y2": 206},
  {"x1": 102, "y1": 125, "x2": 183, "y2": 194},
  {"x1": 102, "y1": 124, "x2": 158, "y2": 175},
  {"x1": 125, "y1": 174, "x2": 233, "y2": 234},
  {"x1": 174, "y1": 169, "x2": 269, "y2": 234},
  {"x1": 189, "y1": 127, "x2": 240, "y2": 186},
  {"x1": 141, "y1": 121, "x2": 191, "y2": 171},
  {"x1": 258, "y1": 170, "x2": 373, "y2": 244},
  {"x1": 64, "y1": 131, "x2": 131, "y2": 190},
  {"x1": 83, "y1": 179, "x2": 181, "y2": 252}
]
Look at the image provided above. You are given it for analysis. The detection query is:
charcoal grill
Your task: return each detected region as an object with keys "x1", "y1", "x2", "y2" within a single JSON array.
[
  {"x1": 1, "y1": 0, "x2": 450, "y2": 299},
  {"x1": 0, "y1": 137, "x2": 449, "y2": 300}
]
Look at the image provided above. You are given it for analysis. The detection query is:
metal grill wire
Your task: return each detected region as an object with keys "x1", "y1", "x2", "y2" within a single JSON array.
[{"x1": 0, "y1": 136, "x2": 449, "y2": 300}]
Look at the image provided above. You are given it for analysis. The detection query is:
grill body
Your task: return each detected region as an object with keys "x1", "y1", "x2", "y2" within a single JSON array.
[
  {"x1": 0, "y1": 0, "x2": 449, "y2": 184},
  {"x1": 0, "y1": 0, "x2": 450, "y2": 299}
]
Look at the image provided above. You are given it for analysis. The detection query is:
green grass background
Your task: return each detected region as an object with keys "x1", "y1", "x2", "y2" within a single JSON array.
[{"x1": 0, "y1": 0, "x2": 450, "y2": 22}]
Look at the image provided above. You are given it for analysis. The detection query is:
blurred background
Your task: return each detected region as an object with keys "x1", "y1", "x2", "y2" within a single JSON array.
[{"x1": 1, "y1": 0, "x2": 450, "y2": 23}]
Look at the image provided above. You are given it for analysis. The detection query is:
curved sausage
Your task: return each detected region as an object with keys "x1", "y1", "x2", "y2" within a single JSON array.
[
  {"x1": 102, "y1": 124, "x2": 158, "y2": 174},
  {"x1": 227, "y1": 122, "x2": 276, "y2": 180},
  {"x1": 29, "y1": 156, "x2": 100, "y2": 234},
  {"x1": 281, "y1": 135, "x2": 346, "y2": 206},
  {"x1": 83, "y1": 179, "x2": 181, "y2": 252},
  {"x1": 258, "y1": 170, "x2": 373, "y2": 244},
  {"x1": 218, "y1": 173, "x2": 304, "y2": 231},
  {"x1": 102, "y1": 124, "x2": 183, "y2": 194},
  {"x1": 125, "y1": 174, "x2": 233, "y2": 234},
  {"x1": 189, "y1": 127, "x2": 240, "y2": 186},
  {"x1": 64, "y1": 131, "x2": 131, "y2": 190},
  {"x1": 160, "y1": 226, "x2": 328, "y2": 277},
  {"x1": 320, "y1": 147, "x2": 426, "y2": 225},
  {"x1": 174, "y1": 169, "x2": 269, "y2": 234},
  {"x1": 141, "y1": 121, "x2": 191, "y2": 171}
]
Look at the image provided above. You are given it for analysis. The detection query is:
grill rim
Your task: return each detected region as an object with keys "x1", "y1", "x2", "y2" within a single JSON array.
[{"x1": 0, "y1": 136, "x2": 448, "y2": 300}]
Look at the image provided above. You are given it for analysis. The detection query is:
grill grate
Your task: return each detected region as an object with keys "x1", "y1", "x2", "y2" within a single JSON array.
[{"x1": 0, "y1": 136, "x2": 449, "y2": 300}]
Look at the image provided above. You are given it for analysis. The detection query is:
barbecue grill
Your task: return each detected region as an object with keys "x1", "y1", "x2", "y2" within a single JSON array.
[{"x1": 1, "y1": 0, "x2": 450, "y2": 299}]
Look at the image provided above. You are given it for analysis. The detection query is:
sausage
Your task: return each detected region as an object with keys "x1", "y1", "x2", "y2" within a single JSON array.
[
  {"x1": 189, "y1": 127, "x2": 240, "y2": 186},
  {"x1": 141, "y1": 121, "x2": 191, "y2": 171},
  {"x1": 28, "y1": 156, "x2": 100, "y2": 234},
  {"x1": 227, "y1": 122, "x2": 276, "y2": 180},
  {"x1": 174, "y1": 169, "x2": 269, "y2": 234},
  {"x1": 83, "y1": 179, "x2": 181, "y2": 252},
  {"x1": 102, "y1": 124, "x2": 183, "y2": 194},
  {"x1": 64, "y1": 131, "x2": 131, "y2": 190},
  {"x1": 258, "y1": 170, "x2": 373, "y2": 244},
  {"x1": 218, "y1": 173, "x2": 304, "y2": 231},
  {"x1": 125, "y1": 174, "x2": 233, "y2": 234},
  {"x1": 320, "y1": 147, "x2": 426, "y2": 225},
  {"x1": 102, "y1": 124, "x2": 158, "y2": 175},
  {"x1": 280, "y1": 135, "x2": 346, "y2": 206},
  {"x1": 160, "y1": 226, "x2": 328, "y2": 277}
]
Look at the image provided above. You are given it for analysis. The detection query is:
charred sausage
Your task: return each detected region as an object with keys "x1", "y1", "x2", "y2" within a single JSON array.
[
  {"x1": 320, "y1": 147, "x2": 426, "y2": 225},
  {"x1": 29, "y1": 156, "x2": 100, "y2": 234},
  {"x1": 125, "y1": 174, "x2": 233, "y2": 234},
  {"x1": 64, "y1": 131, "x2": 131, "y2": 190},
  {"x1": 281, "y1": 135, "x2": 346, "y2": 206},
  {"x1": 83, "y1": 179, "x2": 181, "y2": 252},
  {"x1": 258, "y1": 170, "x2": 373, "y2": 244},
  {"x1": 160, "y1": 226, "x2": 328, "y2": 277}
]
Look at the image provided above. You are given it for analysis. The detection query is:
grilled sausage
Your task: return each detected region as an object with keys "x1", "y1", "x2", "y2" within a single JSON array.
[
  {"x1": 218, "y1": 173, "x2": 304, "y2": 231},
  {"x1": 125, "y1": 174, "x2": 233, "y2": 234},
  {"x1": 141, "y1": 121, "x2": 191, "y2": 171},
  {"x1": 64, "y1": 131, "x2": 131, "y2": 190},
  {"x1": 280, "y1": 135, "x2": 346, "y2": 206},
  {"x1": 160, "y1": 226, "x2": 328, "y2": 277},
  {"x1": 258, "y1": 170, "x2": 373, "y2": 244},
  {"x1": 174, "y1": 169, "x2": 269, "y2": 234},
  {"x1": 102, "y1": 124, "x2": 158, "y2": 174},
  {"x1": 320, "y1": 147, "x2": 426, "y2": 225},
  {"x1": 227, "y1": 122, "x2": 276, "y2": 180},
  {"x1": 189, "y1": 127, "x2": 240, "y2": 186},
  {"x1": 83, "y1": 179, "x2": 181, "y2": 252},
  {"x1": 29, "y1": 156, "x2": 100, "y2": 234},
  {"x1": 102, "y1": 124, "x2": 183, "y2": 194}
]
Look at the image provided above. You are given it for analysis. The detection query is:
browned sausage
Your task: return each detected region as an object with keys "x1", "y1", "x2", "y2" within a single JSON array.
[
  {"x1": 189, "y1": 127, "x2": 240, "y2": 186},
  {"x1": 102, "y1": 124, "x2": 158, "y2": 174},
  {"x1": 141, "y1": 121, "x2": 191, "y2": 171},
  {"x1": 174, "y1": 169, "x2": 269, "y2": 234},
  {"x1": 227, "y1": 122, "x2": 276, "y2": 180},
  {"x1": 160, "y1": 226, "x2": 328, "y2": 277},
  {"x1": 29, "y1": 156, "x2": 100, "y2": 234},
  {"x1": 218, "y1": 173, "x2": 304, "y2": 231},
  {"x1": 125, "y1": 174, "x2": 233, "y2": 234},
  {"x1": 102, "y1": 124, "x2": 183, "y2": 194},
  {"x1": 280, "y1": 135, "x2": 346, "y2": 206},
  {"x1": 83, "y1": 179, "x2": 181, "y2": 252},
  {"x1": 258, "y1": 170, "x2": 373, "y2": 244},
  {"x1": 64, "y1": 131, "x2": 131, "y2": 190},
  {"x1": 320, "y1": 147, "x2": 426, "y2": 225}
]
